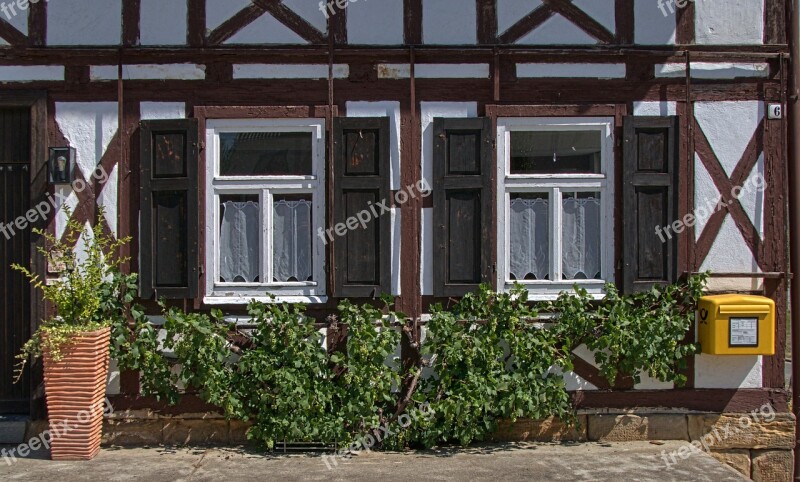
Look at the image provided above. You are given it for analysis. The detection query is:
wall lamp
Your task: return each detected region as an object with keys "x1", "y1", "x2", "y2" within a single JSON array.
[{"x1": 48, "y1": 147, "x2": 75, "y2": 185}]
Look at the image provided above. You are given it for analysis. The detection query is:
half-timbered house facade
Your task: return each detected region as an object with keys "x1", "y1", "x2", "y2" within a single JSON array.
[{"x1": 0, "y1": 0, "x2": 793, "y2": 473}]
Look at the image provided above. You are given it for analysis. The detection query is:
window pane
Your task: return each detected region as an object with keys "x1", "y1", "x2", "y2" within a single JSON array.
[
  {"x1": 219, "y1": 194, "x2": 260, "y2": 283},
  {"x1": 509, "y1": 193, "x2": 550, "y2": 281},
  {"x1": 220, "y1": 132, "x2": 313, "y2": 176},
  {"x1": 511, "y1": 131, "x2": 601, "y2": 174},
  {"x1": 562, "y1": 192, "x2": 601, "y2": 280},
  {"x1": 273, "y1": 195, "x2": 313, "y2": 282}
]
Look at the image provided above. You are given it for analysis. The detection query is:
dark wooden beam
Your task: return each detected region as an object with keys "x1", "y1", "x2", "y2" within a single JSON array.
[
  {"x1": 28, "y1": 0, "x2": 46, "y2": 47},
  {"x1": 615, "y1": 0, "x2": 634, "y2": 45},
  {"x1": 404, "y1": 0, "x2": 423, "y2": 45},
  {"x1": 207, "y1": 2, "x2": 264, "y2": 46},
  {"x1": 477, "y1": 0, "x2": 497, "y2": 44},
  {"x1": 328, "y1": 0, "x2": 347, "y2": 45},
  {"x1": 764, "y1": 0, "x2": 786, "y2": 44},
  {"x1": 254, "y1": 0, "x2": 326, "y2": 44},
  {"x1": 676, "y1": 0, "x2": 695, "y2": 45},
  {"x1": 187, "y1": 0, "x2": 206, "y2": 47},
  {"x1": 0, "y1": 16, "x2": 27, "y2": 46},
  {"x1": 497, "y1": 4, "x2": 553, "y2": 45},
  {"x1": 543, "y1": 0, "x2": 614, "y2": 44},
  {"x1": 123, "y1": 0, "x2": 141, "y2": 47}
]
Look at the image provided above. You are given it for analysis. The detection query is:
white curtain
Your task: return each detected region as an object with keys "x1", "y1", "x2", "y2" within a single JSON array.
[
  {"x1": 562, "y1": 196, "x2": 601, "y2": 280},
  {"x1": 273, "y1": 199, "x2": 313, "y2": 282},
  {"x1": 509, "y1": 197, "x2": 550, "y2": 280},
  {"x1": 219, "y1": 201, "x2": 260, "y2": 283}
]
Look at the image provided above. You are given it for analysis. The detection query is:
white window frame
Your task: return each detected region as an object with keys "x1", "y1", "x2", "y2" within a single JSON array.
[
  {"x1": 496, "y1": 117, "x2": 615, "y2": 300},
  {"x1": 204, "y1": 118, "x2": 327, "y2": 304}
]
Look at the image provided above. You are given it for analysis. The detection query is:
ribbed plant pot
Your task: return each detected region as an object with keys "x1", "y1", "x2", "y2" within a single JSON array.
[{"x1": 42, "y1": 326, "x2": 110, "y2": 461}]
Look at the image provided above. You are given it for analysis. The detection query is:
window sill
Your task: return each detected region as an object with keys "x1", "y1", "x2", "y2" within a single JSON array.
[
  {"x1": 203, "y1": 295, "x2": 328, "y2": 305},
  {"x1": 504, "y1": 281, "x2": 608, "y2": 301}
]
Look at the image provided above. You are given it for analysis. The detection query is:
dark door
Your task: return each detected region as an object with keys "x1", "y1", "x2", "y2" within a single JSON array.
[{"x1": 0, "y1": 107, "x2": 31, "y2": 413}]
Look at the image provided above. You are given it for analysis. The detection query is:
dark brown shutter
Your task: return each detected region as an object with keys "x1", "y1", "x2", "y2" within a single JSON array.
[
  {"x1": 139, "y1": 119, "x2": 199, "y2": 299},
  {"x1": 332, "y1": 117, "x2": 392, "y2": 297},
  {"x1": 433, "y1": 118, "x2": 492, "y2": 297},
  {"x1": 622, "y1": 116, "x2": 679, "y2": 294}
]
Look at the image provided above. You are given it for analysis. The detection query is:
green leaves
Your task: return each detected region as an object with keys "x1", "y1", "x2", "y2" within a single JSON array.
[{"x1": 111, "y1": 276, "x2": 706, "y2": 450}]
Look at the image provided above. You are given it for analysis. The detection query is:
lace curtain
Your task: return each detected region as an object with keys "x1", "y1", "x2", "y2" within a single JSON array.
[
  {"x1": 220, "y1": 201, "x2": 260, "y2": 283},
  {"x1": 509, "y1": 197, "x2": 550, "y2": 280},
  {"x1": 273, "y1": 199, "x2": 313, "y2": 282},
  {"x1": 509, "y1": 196, "x2": 602, "y2": 281},
  {"x1": 561, "y1": 197, "x2": 601, "y2": 280}
]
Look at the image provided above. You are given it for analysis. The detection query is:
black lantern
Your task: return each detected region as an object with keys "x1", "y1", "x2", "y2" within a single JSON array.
[{"x1": 48, "y1": 147, "x2": 75, "y2": 185}]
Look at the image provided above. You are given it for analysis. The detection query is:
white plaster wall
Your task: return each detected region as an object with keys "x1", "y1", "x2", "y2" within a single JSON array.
[
  {"x1": 0, "y1": 66, "x2": 64, "y2": 82},
  {"x1": 377, "y1": 64, "x2": 490, "y2": 79},
  {"x1": 694, "y1": 101, "x2": 764, "y2": 177},
  {"x1": 54, "y1": 102, "x2": 119, "y2": 238},
  {"x1": 498, "y1": 0, "x2": 543, "y2": 35},
  {"x1": 632, "y1": 101, "x2": 677, "y2": 116},
  {"x1": 634, "y1": 0, "x2": 675, "y2": 45},
  {"x1": 233, "y1": 64, "x2": 349, "y2": 79},
  {"x1": 282, "y1": 0, "x2": 328, "y2": 34},
  {"x1": 423, "y1": 0, "x2": 477, "y2": 45},
  {"x1": 694, "y1": 153, "x2": 718, "y2": 238},
  {"x1": 517, "y1": 14, "x2": 595, "y2": 44},
  {"x1": 140, "y1": 102, "x2": 186, "y2": 121},
  {"x1": 225, "y1": 13, "x2": 306, "y2": 44},
  {"x1": 573, "y1": 0, "x2": 615, "y2": 34},
  {"x1": 695, "y1": 354, "x2": 762, "y2": 388},
  {"x1": 391, "y1": 208, "x2": 401, "y2": 296},
  {"x1": 206, "y1": 0, "x2": 252, "y2": 31},
  {"x1": 347, "y1": 0, "x2": 404, "y2": 45},
  {"x1": 140, "y1": 0, "x2": 187, "y2": 46},
  {"x1": 106, "y1": 359, "x2": 121, "y2": 395},
  {"x1": 2, "y1": 2, "x2": 28, "y2": 35},
  {"x1": 516, "y1": 63, "x2": 625, "y2": 78},
  {"x1": 91, "y1": 64, "x2": 206, "y2": 81},
  {"x1": 656, "y1": 62, "x2": 769, "y2": 79},
  {"x1": 48, "y1": 0, "x2": 122, "y2": 46},
  {"x1": 693, "y1": 101, "x2": 766, "y2": 274},
  {"x1": 695, "y1": 0, "x2": 764, "y2": 45},
  {"x1": 421, "y1": 208, "x2": 433, "y2": 296},
  {"x1": 700, "y1": 216, "x2": 761, "y2": 275}
]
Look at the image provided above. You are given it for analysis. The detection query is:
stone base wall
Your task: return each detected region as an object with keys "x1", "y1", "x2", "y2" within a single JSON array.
[
  {"x1": 25, "y1": 410, "x2": 795, "y2": 481},
  {"x1": 494, "y1": 411, "x2": 795, "y2": 482}
]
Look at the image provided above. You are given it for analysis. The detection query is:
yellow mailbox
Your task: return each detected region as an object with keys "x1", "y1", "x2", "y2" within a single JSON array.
[{"x1": 697, "y1": 294, "x2": 775, "y2": 355}]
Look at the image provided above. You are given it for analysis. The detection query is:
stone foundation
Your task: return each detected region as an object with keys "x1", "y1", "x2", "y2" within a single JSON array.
[{"x1": 23, "y1": 410, "x2": 794, "y2": 481}]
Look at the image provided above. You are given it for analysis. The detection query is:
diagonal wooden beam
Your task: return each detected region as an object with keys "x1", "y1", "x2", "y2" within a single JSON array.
[
  {"x1": 497, "y1": 3, "x2": 554, "y2": 44},
  {"x1": 207, "y1": 2, "x2": 266, "y2": 46},
  {"x1": 693, "y1": 124, "x2": 766, "y2": 270},
  {"x1": 0, "y1": 16, "x2": 27, "y2": 46},
  {"x1": 570, "y1": 355, "x2": 612, "y2": 390},
  {"x1": 543, "y1": 0, "x2": 615, "y2": 44},
  {"x1": 254, "y1": 0, "x2": 326, "y2": 44}
]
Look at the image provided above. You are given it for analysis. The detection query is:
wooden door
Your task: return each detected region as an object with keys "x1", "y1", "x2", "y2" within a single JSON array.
[{"x1": 0, "y1": 107, "x2": 31, "y2": 413}]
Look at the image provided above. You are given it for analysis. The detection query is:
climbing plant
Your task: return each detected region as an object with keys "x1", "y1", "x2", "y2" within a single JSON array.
[{"x1": 110, "y1": 274, "x2": 708, "y2": 450}]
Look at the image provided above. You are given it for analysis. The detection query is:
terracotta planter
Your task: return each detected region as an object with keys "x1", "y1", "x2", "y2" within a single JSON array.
[{"x1": 42, "y1": 326, "x2": 111, "y2": 461}]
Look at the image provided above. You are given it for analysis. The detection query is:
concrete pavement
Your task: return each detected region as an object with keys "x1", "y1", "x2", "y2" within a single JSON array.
[{"x1": 0, "y1": 441, "x2": 749, "y2": 481}]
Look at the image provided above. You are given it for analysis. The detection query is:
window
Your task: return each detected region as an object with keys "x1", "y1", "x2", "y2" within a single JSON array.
[
  {"x1": 205, "y1": 119, "x2": 326, "y2": 303},
  {"x1": 497, "y1": 118, "x2": 615, "y2": 299}
]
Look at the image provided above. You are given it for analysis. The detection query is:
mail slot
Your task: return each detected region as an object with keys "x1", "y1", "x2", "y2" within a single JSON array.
[{"x1": 697, "y1": 294, "x2": 775, "y2": 355}]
